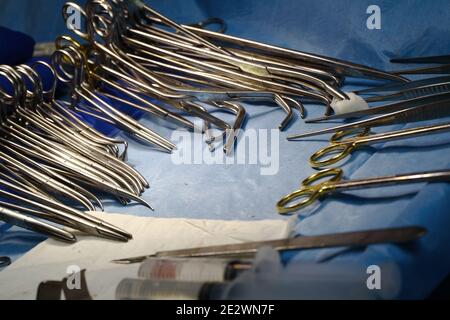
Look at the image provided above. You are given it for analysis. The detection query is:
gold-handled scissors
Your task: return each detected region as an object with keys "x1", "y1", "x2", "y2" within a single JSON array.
[
  {"x1": 276, "y1": 168, "x2": 450, "y2": 215},
  {"x1": 309, "y1": 122, "x2": 450, "y2": 168}
]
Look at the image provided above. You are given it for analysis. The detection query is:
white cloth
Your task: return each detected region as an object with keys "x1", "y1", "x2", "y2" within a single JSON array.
[{"x1": 0, "y1": 212, "x2": 291, "y2": 299}]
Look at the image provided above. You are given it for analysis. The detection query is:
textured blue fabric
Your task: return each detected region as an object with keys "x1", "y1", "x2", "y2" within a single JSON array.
[
  {"x1": 1, "y1": 0, "x2": 450, "y2": 298},
  {"x1": 0, "y1": 26, "x2": 34, "y2": 65}
]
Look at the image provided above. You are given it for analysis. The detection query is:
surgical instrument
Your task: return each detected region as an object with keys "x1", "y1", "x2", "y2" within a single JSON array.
[
  {"x1": 309, "y1": 122, "x2": 450, "y2": 168},
  {"x1": 51, "y1": 47, "x2": 176, "y2": 153},
  {"x1": 0, "y1": 64, "x2": 140, "y2": 241},
  {"x1": 61, "y1": 0, "x2": 409, "y2": 143},
  {"x1": 276, "y1": 168, "x2": 450, "y2": 215},
  {"x1": 391, "y1": 55, "x2": 450, "y2": 65},
  {"x1": 0, "y1": 62, "x2": 153, "y2": 210},
  {"x1": 306, "y1": 91, "x2": 450, "y2": 123},
  {"x1": 177, "y1": 13, "x2": 409, "y2": 82},
  {"x1": 112, "y1": 225, "x2": 425, "y2": 264},
  {"x1": 0, "y1": 205, "x2": 77, "y2": 243},
  {"x1": 391, "y1": 54, "x2": 450, "y2": 75},
  {"x1": 288, "y1": 97, "x2": 450, "y2": 139},
  {"x1": 363, "y1": 80, "x2": 450, "y2": 103},
  {"x1": 210, "y1": 101, "x2": 246, "y2": 154},
  {"x1": 354, "y1": 76, "x2": 450, "y2": 95},
  {"x1": 0, "y1": 177, "x2": 131, "y2": 241},
  {"x1": 0, "y1": 256, "x2": 11, "y2": 268}
]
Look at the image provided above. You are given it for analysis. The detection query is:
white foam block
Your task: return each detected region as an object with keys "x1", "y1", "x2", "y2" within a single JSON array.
[{"x1": 330, "y1": 93, "x2": 369, "y2": 115}]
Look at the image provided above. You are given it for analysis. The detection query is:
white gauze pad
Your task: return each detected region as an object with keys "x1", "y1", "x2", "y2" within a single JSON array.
[{"x1": 330, "y1": 92, "x2": 369, "y2": 115}]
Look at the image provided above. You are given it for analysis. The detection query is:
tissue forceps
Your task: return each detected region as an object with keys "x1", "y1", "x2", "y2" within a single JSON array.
[
  {"x1": 364, "y1": 81, "x2": 450, "y2": 103},
  {"x1": 0, "y1": 205, "x2": 77, "y2": 243},
  {"x1": 288, "y1": 97, "x2": 450, "y2": 140},
  {"x1": 354, "y1": 76, "x2": 450, "y2": 95},
  {"x1": 306, "y1": 91, "x2": 450, "y2": 123},
  {"x1": 276, "y1": 168, "x2": 450, "y2": 215},
  {"x1": 391, "y1": 54, "x2": 450, "y2": 75},
  {"x1": 309, "y1": 122, "x2": 450, "y2": 168},
  {"x1": 391, "y1": 55, "x2": 450, "y2": 65}
]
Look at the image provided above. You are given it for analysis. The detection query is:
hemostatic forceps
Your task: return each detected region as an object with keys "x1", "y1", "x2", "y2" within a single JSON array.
[
  {"x1": 61, "y1": 0, "x2": 409, "y2": 141},
  {"x1": 0, "y1": 63, "x2": 141, "y2": 241},
  {"x1": 0, "y1": 205, "x2": 76, "y2": 243},
  {"x1": 51, "y1": 46, "x2": 175, "y2": 153},
  {"x1": 276, "y1": 168, "x2": 450, "y2": 215},
  {"x1": 390, "y1": 54, "x2": 450, "y2": 75}
]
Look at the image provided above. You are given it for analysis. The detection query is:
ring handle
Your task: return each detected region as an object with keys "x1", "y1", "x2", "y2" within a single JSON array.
[
  {"x1": 277, "y1": 168, "x2": 344, "y2": 215},
  {"x1": 31, "y1": 61, "x2": 57, "y2": 101},
  {"x1": 86, "y1": 0, "x2": 115, "y2": 41},
  {"x1": 0, "y1": 66, "x2": 24, "y2": 106},
  {"x1": 310, "y1": 143, "x2": 354, "y2": 168},
  {"x1": 301, "y1": 168, "x2": 343, "y2": 187},
  {"x1": 276, "y1": 188, "x2": 321, "y2": 215},
  {"x1": 0, "y1": 69, "x2": 19, "y2": 102},
  {"x1": 55, "y1": 35, "x2": 83, "y2": 51}
]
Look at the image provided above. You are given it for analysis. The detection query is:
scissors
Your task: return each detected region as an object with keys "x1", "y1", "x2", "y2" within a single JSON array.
[
  {"x1": 276, "y1": 168, "x2": 450, "y2": 215},
  {"x1": 309, "y1": 122, "x2": 450, "y2": 168},
  {"x1": 0, "y1": 256, "x2": 11, "y2": 268}
]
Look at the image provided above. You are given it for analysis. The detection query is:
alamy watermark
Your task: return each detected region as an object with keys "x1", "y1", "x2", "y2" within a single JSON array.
[
  {"x1": 366, "y1": 265, "x2": 381, "y2": 290},
  {"x1": 171, "y1": 127, "x2": 280, "y2": 176},
  {"x1": 367, "y1": 5, "x2": 381, "y2": 30},
  {"x1": 66, "y1": 264, "x2": 81, "y2": 290},
  {"x1": 65, "y1": 5, "x2": 82, "y2": 31}
]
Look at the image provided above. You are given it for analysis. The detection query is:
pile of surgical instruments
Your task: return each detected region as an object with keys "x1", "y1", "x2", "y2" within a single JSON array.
[
  {"x1": 2, "y1": 0, "x2": 449, "y2": 241},
  {"x1": 0, "y1": 62, "x2": 151, "y2": 242},
  {"x1": 55, "y1": 0, "x2": 410, "y2": 154}
]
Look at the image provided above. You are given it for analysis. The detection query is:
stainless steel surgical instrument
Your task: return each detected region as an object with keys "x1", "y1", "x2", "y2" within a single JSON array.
[
  {"x1": 306, "y1": 91, "x2": 450, "y2": 123},
  {"x1": 288, "y1": 97, "x2": 450, "y2": 139},
  {"x1": 112, "y1": 226, "x2": 426, "y2": 263},
  {"x1": 0, "y1": 205, "x2": 77, "y2": 243}
]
